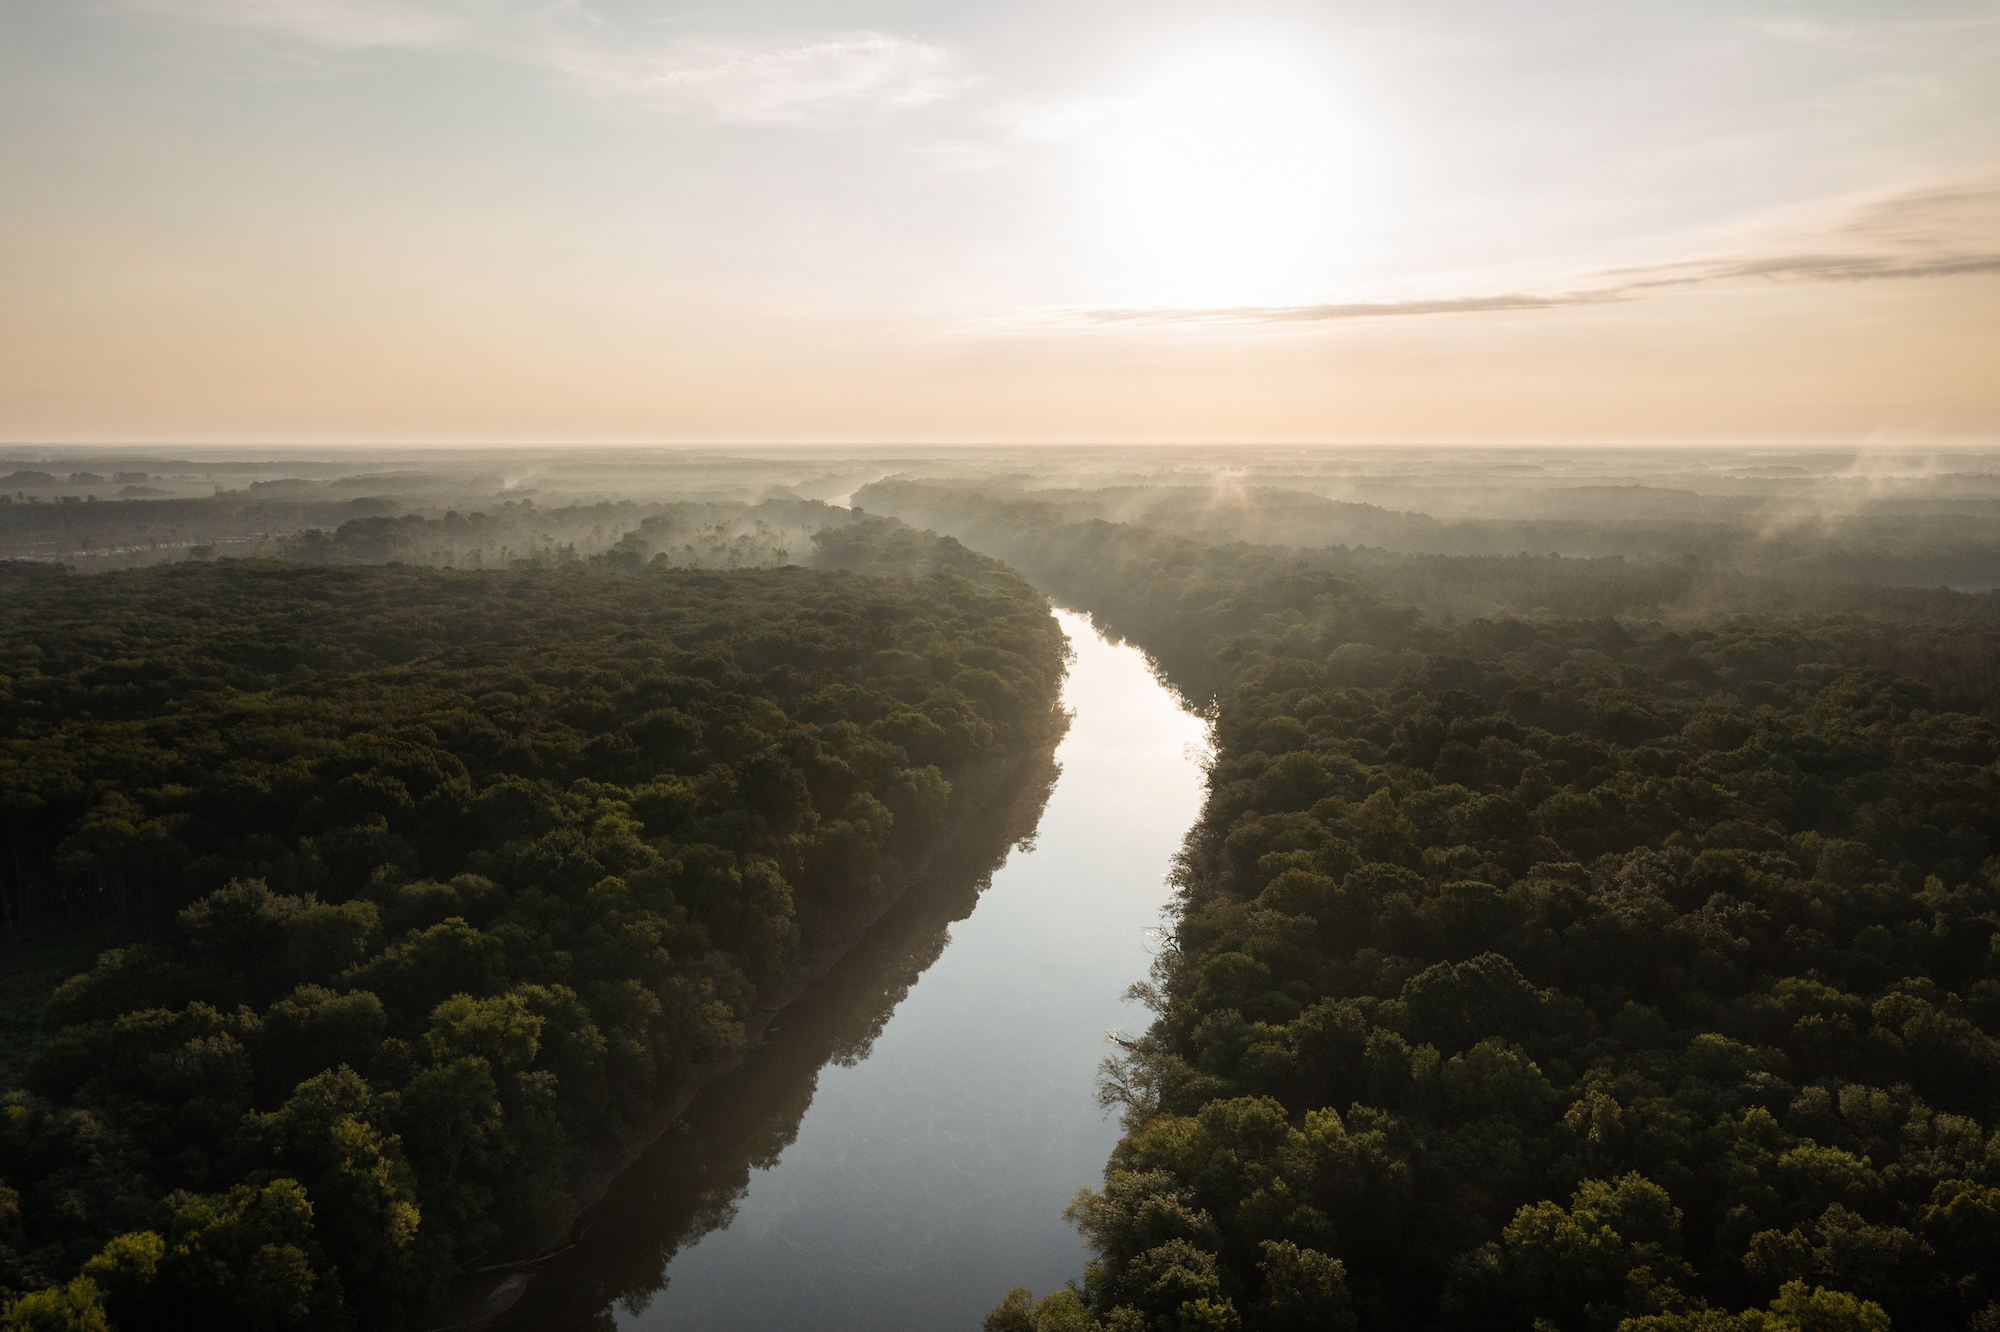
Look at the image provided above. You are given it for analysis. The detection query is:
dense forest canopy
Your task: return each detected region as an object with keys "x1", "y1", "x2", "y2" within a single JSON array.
[
  {"x1": 0, "y1": 517, "x2": 1065, "y2": 1329},
  {"x1": 7, "y1": 445, "x2": 2000, "y2": 1332},
  {"x1": 839, "y1": 489, "x2": 2000, "y2": 1332}
]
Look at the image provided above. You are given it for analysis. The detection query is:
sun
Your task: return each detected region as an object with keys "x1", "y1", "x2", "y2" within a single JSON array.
[{"x1": 1083, "y1": 38, "x2": 1375, "y2": 309}]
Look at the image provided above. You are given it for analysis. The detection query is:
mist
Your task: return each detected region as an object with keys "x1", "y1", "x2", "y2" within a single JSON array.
[{"x1": 11, "y1": 443, "x2": 1999, "y2": 594}]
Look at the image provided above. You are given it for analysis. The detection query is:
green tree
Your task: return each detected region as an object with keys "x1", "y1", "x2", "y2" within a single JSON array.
[{"x1": 0, "y1": 1278, "x2": 108, "y2": 1332}]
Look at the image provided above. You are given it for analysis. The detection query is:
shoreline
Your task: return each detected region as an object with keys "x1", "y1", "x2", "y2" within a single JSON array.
[{"x1": 433, "y1": 724, "x2": 1066, "y2": 1329}]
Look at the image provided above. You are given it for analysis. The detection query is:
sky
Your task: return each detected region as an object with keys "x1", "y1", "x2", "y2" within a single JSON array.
[{"x1": 2, "y1": 0, "x2": 1997, "y2": 444}]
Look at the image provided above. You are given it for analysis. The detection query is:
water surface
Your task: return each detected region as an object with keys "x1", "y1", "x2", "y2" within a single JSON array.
[{"x1": 520, "y1": 611, "x2": 1207, "y2": 1330}]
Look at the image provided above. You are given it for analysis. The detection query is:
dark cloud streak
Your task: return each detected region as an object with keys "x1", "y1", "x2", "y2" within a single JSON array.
[
  {"x1": 1076, "y1": 291, "x2": 1626, "y2": 327},
  {"x1": 1065, "y1": 177, "x2": 2000, "y2": 328}
]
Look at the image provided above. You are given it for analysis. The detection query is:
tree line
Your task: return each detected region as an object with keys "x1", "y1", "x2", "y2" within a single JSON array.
[
  {"x1": 863, "y1": 473, "x2": 2000, "y2": 589},
  {"x1": 854, "y1": 481, "x2": 2000, "y2": 714},
  {"x1": 0, "y1": 517, "x2": 1066, "y2": 1329},
  {"x1": 0, "y1": 486, "x2": 852, "y2": 577}
]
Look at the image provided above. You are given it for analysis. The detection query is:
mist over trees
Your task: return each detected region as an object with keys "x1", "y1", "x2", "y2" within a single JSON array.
[
  {"x1": 10, "y1": 446, "x2": 2000, "y2": 598},
  {"x1": 5, "y1": 445, "x2": 2000, "y2": 1331}
]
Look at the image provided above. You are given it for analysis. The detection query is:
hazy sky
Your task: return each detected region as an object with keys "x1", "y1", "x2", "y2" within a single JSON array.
[{"x1": 3, "y1": 0, "x2": 1997, "y2": 443}]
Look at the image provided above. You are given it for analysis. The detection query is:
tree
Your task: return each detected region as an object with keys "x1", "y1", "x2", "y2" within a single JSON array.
[{"x1": 0, "y1": 1278, "x2": 108, "y2": 1332}]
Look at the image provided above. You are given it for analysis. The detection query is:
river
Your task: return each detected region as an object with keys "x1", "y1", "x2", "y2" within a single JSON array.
[{"x1": 514, "y1": 609, "x2": 1209, "y2": 1330}]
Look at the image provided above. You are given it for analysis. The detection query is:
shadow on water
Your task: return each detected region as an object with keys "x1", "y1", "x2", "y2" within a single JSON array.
[{"x1": 510, "y1": 745, "x2": 1066, "y2": 1331}]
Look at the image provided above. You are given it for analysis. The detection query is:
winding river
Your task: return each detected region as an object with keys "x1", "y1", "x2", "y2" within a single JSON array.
[{"x1": 516, "y1": 610, "x2": 1209, "y2": 1330}]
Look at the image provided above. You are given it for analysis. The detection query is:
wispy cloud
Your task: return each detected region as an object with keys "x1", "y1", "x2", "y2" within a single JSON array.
[
  {"x1": 1752, "y1": 9, "x2": 2000, "y2": 49},
  {"x1": 1625, "y1": 250, "x2": 2000, "y2": 287},
  {"x1": 133, "y1": 0, "x2": 965, "y2": 125},
  {"x1": 1055, "y1": 292, "x2": 1623, "y2": 329},
  {"x1": 1604, "y1": 177, "x2": 2000, "y2": 289},
  {"x1": 553, "y1": 33, "x2": 963, "y2": 126},
  {"x1": 1832, "y1": 176, "x2": 2000, "y2": 251},
  {"x1": 1054, "y1": 177, "x2": 2000, "y2": 328},
  {"x1": 133, "y1": 0, "x2": 487, "y2": 49},
  {"x1": 1750, "y1": 17, "x2": 1868, "y2": 49}
]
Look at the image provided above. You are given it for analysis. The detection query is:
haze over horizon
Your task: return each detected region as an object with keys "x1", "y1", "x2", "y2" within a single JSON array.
[{"x1": 4, "y1": 0, "x2": 1997, "y2": 444}]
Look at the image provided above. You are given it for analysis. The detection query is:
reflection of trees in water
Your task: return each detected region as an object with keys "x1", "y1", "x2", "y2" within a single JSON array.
[{"x1": 512, "y1": 750, "x2": 1064, "y2": 1331}]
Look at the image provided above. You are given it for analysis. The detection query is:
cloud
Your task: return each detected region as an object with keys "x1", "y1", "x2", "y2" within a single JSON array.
[
  {"x1": 1830, "y1": 177, "x2": 2000, "y2": 251},
  {"x1": 553, "y1": 33, "x2": 964, "y2": 126},
  {"x1": 1058, "y1": 176, "x2": 2000, "y2": 328},
  {"x1": 1752, "y1": 10, "x2": 2000, "y2": 49},
  {"x1": 1062, "y1": 292, "x2": 1623, "y2": 329},
  {"x1": 133, "y1": 0, "x2": 965, "y2": 125},
  {"x1": 1643, "y1": 251, "x2": 2000, "y2": 286},
  {"x1": 1608, "y1": 177, "x2": 2000, "y2": 290},
  {"x1": 132, "y1": 0, "x2": 483, "y2": 49}
]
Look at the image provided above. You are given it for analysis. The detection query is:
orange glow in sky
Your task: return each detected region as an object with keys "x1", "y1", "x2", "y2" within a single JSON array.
[{"x1": 1, "y1": 0, "x2": 1996, "y2": 443}]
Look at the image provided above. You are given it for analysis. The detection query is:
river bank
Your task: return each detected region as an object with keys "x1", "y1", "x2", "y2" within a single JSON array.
[
  {"x1": 501, "y1": 610, "x2": 1208, "y2": 1332},
  {"x1": 434, "y1": 732, "x2": 1068, "y2": 1328}
]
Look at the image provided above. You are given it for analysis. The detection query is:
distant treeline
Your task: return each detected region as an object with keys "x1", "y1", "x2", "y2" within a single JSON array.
[
  {"x1": 855, "y1": 482, "x2": 2000, "y2": 714},
  {"x1": 868, "y1": 490, "x2": 2000, "y2": 1332},
  {"x1": 0, "y1": 517, "x2": 1065, "y2": 1329},
  {"x1": 923, "y1": 480, "x2": 2000, "y2": 590},
  {"x1": 0, "y1": 491, "x2": 853, "y2": 576},
  {"x1": 0, "y1": 494, "x2": 399, "y2": 566},
  {"x1": 280, "y1": 498, "x2": 844, "y2": 572}
]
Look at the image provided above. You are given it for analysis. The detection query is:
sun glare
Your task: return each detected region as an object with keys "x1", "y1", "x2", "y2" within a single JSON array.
[{"x1": 1085, "y1": 39, "x2": 1373, "y2": 308}]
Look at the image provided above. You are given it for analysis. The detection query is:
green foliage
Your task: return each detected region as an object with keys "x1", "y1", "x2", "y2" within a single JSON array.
[
  {"x1": 0, "y1": 1278, "x2": 109, "y2": 1332},
  {"x1": 1257, "y1": 1239, "x2": 1356, "y2": 1331},
  {"x1": 984, "y1": 1286, "x2": 1120, "y2": 1332},
  {"x1": 919, "y1": 490, "x2": 2000, "y2": 1331},
  {"x1": 1616, "y1": 1280, "x2": 1892, "y2": 1331},
  {"x1": 59, "y1": 1180, "x2": 329, "y2": 1331},
  {"x1": 0, "y1": 519, "x2": 1064, "y2": 1325},
  {"x1": 858, "y1": 478, "x2": 2000, "y2": 710}
]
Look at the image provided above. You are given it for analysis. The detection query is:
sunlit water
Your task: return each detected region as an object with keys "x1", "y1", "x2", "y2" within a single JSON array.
[{"x1": 517, "y1": 610, "x2": 1208, "y2": 1331}]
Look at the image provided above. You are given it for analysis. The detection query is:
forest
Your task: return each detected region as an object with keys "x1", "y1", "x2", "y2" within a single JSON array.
[
  {"x1": 6, "y1": 446, "x2": 2000, "y2": 1331},
  {"x1": 834, "y1": 486, "x2": 2000, "y2": 1332},
  {"x1": 0, "y1": 515, "x2": 1065, "y2": 1328},
  {"x1": 854, "y1": 481, "x2": 2000, "y2": 679},
  {"x1": 894, "y1": 474, "x2": 2000, "y2": 589},
  {"x1": 0, "y1": 486, "x2": 844, "y2": 576}
]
